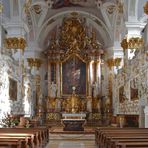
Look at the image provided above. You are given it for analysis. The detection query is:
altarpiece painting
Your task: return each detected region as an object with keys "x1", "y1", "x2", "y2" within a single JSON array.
[
  {"x1": 61, "y1": 55, "x2": 86, "y2": 96},
  {"x1": 9, "y1": 77, "x2": 17, "y2": 101},
  {"x1": 119, "y1": 86, "x2": 124, "y2": 103},
  {"x1": 130, "y1": 78, "x2": 138, "y2": 100}
]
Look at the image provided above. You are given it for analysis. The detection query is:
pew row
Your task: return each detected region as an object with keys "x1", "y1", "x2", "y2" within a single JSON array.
[
  {"x1": 95, "y1": 127, "x2": 148, "y2": 148},
  {"x1": 0, "y1": 126, "x2": 49, "y2": 148}
]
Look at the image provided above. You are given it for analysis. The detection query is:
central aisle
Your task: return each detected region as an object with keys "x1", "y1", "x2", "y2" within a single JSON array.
[
  {"x1": 46, "y1": 127, "x2": 97, "y2": 148},
  {"x1": 46, "y1": 140, "x2": 97, "y2": 148}
]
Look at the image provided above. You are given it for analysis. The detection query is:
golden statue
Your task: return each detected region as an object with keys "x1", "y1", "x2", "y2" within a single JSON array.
[{"x1": 65, "y1": 86, "x2": 81, "y2": 113}]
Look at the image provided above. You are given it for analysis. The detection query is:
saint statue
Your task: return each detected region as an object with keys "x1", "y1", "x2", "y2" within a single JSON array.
[
  {"x1": 92, "y1": 82, "x2": 99, "y2": 98},
  {"x1": 50, "y1": 81, "x2": 57, "y2": 98},
  {"x1": 55, "y1": 98, "x2": 61, "y2": 112},
  {"x1": 86, "y1": 96, "x2": 92, "y2": 112}
]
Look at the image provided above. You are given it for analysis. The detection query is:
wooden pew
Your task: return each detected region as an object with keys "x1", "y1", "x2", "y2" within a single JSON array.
[
  {"x1": 0, "y1": 138, "x2": 22, "y2": 148},
  {"x1": 0, "y1": 130, "x2": 38, "y2": 147},
  {"x1": 116, "y1": 141, "x2": 148, "y2": 148},
  {"x1": 0, "y1": 127, "x2": 49, "y2": 148},
  {"x1": 95, "y1": 128, "x2": 148, "y2": 148}
]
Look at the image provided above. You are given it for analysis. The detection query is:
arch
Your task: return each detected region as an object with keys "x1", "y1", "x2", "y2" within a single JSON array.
[{"x1": 37, "y1": 10, "x2": 112, "y2": 48}]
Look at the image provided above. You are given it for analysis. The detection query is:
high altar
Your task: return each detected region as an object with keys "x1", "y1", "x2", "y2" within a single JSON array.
[{"x1": 45, "y1": 15, "x2": 104, "y2": 126}]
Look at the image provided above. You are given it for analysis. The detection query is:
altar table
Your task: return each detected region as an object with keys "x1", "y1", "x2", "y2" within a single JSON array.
[
  {"x1": 61, "y1": 113, "x2": 86, "y2": 131},
  {"x1": 61, "y1": 119, "x2": 86, "y2": 131}
]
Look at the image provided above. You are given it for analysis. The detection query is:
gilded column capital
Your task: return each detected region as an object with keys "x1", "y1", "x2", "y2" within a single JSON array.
[
  {"x1": 121, "y1": 38, "x2": 128, "y2": 50},
  {"x1": 4, "y1": 37, "x2": 26, "y2": 51},
  {"x1": 128, "y1": 37, "x2": 144, "y2": 49},
  {"x1": 0, "y1": 3, "x2": 3, "y2": 13},
  {"x1": 144, "y1": 1, "x2": 148, "y2": 15},
  {"x1": 27, "y1": 58, "x2": 34, "y2": 69},
  {"x1": 34, "y1": 58, "x2": 42, "y2": 70},
  {"x1": 27, "y1": 58, "x2": 42, "y2": 69},
  {"x1": 106, "y1": 58, "x2": 122, "y2": 69},
  {"x1": 114, "y1": 58, "x2": 122, "y2": 67},
  {"x1": 106, "y1": 58, "x2": 115, "y2": 70},
  {"x1": 121, "y1": 37, "x2": 144, "y2": 50}
]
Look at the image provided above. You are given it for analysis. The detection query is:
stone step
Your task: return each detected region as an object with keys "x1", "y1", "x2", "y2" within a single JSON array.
[{"x1": 49, "y1": 133, "x2": 95, "y2": 140}]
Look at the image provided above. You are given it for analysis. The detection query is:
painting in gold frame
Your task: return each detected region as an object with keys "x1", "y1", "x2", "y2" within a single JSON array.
[
  {"x1": 61, "y1": 54, "x2": 87, "y2": 96},
  {"x1": 130, "y1": 78, "x2": 138, "y2": 101},
  {"x1": 119, "y1": 85, "x2": 124, "y2": 103},
  {"x1": 9, "y1": 77, "x2": 17, "y2": 101}
]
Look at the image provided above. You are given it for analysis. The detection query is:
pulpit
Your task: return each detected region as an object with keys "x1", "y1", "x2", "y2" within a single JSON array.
[{"x1": 61, "y1": 113, "x2": 86, "y2": 131}]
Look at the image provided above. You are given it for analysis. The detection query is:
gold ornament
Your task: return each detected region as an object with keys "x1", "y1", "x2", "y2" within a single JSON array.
[
  {"x1": 114, "y1": 58, "x2": 122, "y2": 67},
  {"x1": 4, "y1": 37, "x2": 26, "y2": 51},
  {"x1": 0, "y1": 3, "x2": 3, "y2": 13},
  {"x1": 106, "y1": 58, "x2": 115, "y2": 70},
  {"x1": 121, "y1": 38, "x2": 128, "y2": 50},
  {"x1": 128, "y1": 37, "x2": 144, "y2": 49},
  {"x1": 59, "y1": 17, "x2": 86, "y2": 51},
  {"x1": 121, "y1": 37, "x2": 143, "y2": 50},
  {"x1": 27, "y1": 58, "x2": 42, "y2": 69},
  {"x1": 144, "y1": 1, "x2": 148, "y2": 15}
]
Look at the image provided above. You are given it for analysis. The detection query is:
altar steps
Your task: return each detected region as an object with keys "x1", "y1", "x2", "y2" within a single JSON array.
[{"x1": 49, "y1": 127, "x2": 95, "y2": 140}]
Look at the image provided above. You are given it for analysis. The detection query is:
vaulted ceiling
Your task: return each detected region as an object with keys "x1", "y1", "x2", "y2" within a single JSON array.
[{"x1": 1, "y1": 0, "x2": 147, "y2": 52}]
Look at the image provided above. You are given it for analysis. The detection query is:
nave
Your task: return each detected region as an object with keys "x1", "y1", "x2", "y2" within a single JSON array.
[
  {"x1": 46, "y1": 140, "x2": 96, "y2": 148},
  {"x1": 0, "y1": 0, "x2": 148, "y2": 147}
]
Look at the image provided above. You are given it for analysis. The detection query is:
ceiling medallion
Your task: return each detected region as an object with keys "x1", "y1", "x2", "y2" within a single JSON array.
[
  {"x1": 33, "y1": 4, "x2": 42, "y2": 14},
  {"x1": 106, "y1": 5, "x2": 116, "y2": 14}
]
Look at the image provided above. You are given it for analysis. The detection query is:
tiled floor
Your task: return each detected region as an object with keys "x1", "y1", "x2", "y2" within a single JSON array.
[{"x1": 45, "y1": 140, "x2": 97, "y2": 148}]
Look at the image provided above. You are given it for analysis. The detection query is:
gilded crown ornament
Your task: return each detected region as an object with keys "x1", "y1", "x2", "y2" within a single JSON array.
[
  {"x1": 47, "y1": 16, "x2": 103, "y2": 62},
  {"x1": 59, "y1": 17, "x2": 86, "y2": 51}
]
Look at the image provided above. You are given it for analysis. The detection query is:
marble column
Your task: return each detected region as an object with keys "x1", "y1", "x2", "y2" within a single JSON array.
[
  {"x1": 48, "y1": 62, "x2": 51, "y2": 97},
  {"x1": 88, "y1": 60, "x2": 94, "y2": 96},
  {"x1": 56, "y1": 62, "x2": 60, "y2": 97},
  {"x1": 144, "y1": 106, "x2": 148, "y2": 128}
]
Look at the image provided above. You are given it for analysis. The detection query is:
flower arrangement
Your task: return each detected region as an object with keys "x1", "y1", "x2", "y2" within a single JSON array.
[{"x1": 0, "y1": 113, "x2": 19, "y2": 127}]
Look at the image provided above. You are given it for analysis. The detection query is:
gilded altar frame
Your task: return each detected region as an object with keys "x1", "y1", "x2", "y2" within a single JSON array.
[{"x1": 60, "y1": 53, "x2": 88, "y2": 97}]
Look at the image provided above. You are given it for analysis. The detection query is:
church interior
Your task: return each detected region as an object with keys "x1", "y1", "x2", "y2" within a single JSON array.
[{"x1": 0, "y1": 0, "x2": 148, "y2": 147}]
